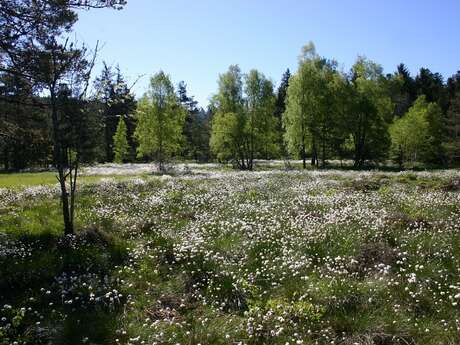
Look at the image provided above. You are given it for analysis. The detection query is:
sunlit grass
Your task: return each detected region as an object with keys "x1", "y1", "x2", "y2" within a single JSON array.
[{"x1": 0, "y1": 171, "x2": 149, "y2": 188}]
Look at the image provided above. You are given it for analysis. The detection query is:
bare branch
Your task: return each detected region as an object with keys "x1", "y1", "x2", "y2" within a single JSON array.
[
  {"x1": 128, "y1": 73, "x2": 146, "y2": 91},
  {"x1": 79, "y1": 40, "x2": 99, "y2": 100}
]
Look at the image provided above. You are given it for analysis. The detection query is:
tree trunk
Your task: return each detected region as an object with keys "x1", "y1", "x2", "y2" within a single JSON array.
[
  {"x1": 301, "y1": 140, "x2": 307, "y2": 169},
  {"x1": 104, "y1": 113, "x2": 111, "y2": 162},
  {"x1": 311, "y1": 138, "x2": 318, "y2": 167},
  {"x1": 353, "y1": 134, "x2": 364, "y2": 169},
  {"x1": 321, "y1": 138, "x2": 326, "y2": 168},
  {"x1": 50, "y1": 88, "x2": 73, "y2": 235},
  {"x1": 3, "y1": 147, "x2": 9, "y2": 171}
]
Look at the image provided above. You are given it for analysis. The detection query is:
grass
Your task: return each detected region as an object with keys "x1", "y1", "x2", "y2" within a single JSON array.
[
  {"x1": 0, "y1": 226, "x2": 129, "y2": 345},
  {"x1": 0, "y1": 171, "x2": 150, "y2": 189},
  {"x1": 0, "y1": 171, "x2": 59, "y2": 188},
  {"x1": 1, "y1": 164, "x2": 460, "y2": 344}
]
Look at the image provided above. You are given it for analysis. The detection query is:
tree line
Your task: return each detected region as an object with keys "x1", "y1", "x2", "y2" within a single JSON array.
[
  {"x1": 211, "y1": 43, "x2": 460, "y2": 170},
  {"x1": 3, "y1": 43, "x2": 460, "y2": 173},
  {"x1": 0, "y1": 62, "x2": 212, "y2": 170}
]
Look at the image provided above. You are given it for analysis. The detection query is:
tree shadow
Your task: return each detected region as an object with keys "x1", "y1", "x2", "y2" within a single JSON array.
[{"x1": 0, "y1": 227, "x2": 128, "y2": 345}]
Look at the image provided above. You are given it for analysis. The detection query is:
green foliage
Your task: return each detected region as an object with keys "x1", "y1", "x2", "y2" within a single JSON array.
[
  {"x1": 94, "y1": 64, "x2": 137, "y2": 162},
  {"x1": 390, "y1": 96, "x2": 444, "y2": 167},
  {"x1": 210, "y1": 111, "x2": 242, "y2": 162},
  {"x1": 2, "y1": 33, "x2": 459, "y2": 171},
  {"x1": 347, "y1": 56, "x2": 393, "y2": 167},
  {"x1": 283, "y1": 63, "x2": 310, "y2": 162},
  {"x1": 113, "y1": 117, "x2": 130, "y2": 163},
  {"x1": 274, "y1": 69, "x2": 291, "y2": 156},
  {"x1": 245, "y1": 69, "x2": 278, "y2": 159},
  {"x1": 284, "y1": 43, "x2": 347, "y2": 167},
  {"x1": 178, "y1": 81, "x2": 211, "y2": 162},
  {"x1": 58, "y1": 88, "x2": 103, "y2": 163},
  {"x1": 210, "y1": 66, "x2": 246, "y2": 167},
  {"x1": 0, "y1": 74, "x2": 52, "y2": 170},
  {"x1": 134, "y1": 71, "x2": 186, "y2": 168},
  {"x1": 210, "y1": 66, "x2": 277, "y2": 169},
  {"x1": 387, "y1": 63, "x2": 417, "y2": 117},
  {"x1": 444, "y1": 91, "x2": 460, "y2": 165},
  {"x1": 415, "y1": 67, "x2": 447, "y2": 108}
]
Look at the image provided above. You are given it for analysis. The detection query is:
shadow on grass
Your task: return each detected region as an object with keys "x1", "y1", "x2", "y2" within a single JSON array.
[{"x1": 0, "y1": 227, "x2": 128, "y2": 345}]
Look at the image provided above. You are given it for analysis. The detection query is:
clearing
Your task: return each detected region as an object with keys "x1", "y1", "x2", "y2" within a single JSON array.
[{"x1": 1, "y1": 164, "x2": 460, "y2": 345}]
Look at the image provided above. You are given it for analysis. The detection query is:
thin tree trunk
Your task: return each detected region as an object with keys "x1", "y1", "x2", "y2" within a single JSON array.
[
  {"x1": 3, "y1": 147, "x2": 9, "y2": 171},
  {"x1": 105, "y1": 113, "x2": 111, "y2": 162},
  {"x1": 321, "y1": 136, "x2": 326, "y2": 168},
  {"x1": 302, "y1": 145, "x2": 306, "y2": 169},
  {"x1": 50, "y1": 88, "x2": 73, "y2": 235},
  {"x1": 301, "y1": 128, "x2": 307, "y2": 169},
  {"x1": 69, "y1": 148, "x2": 79, "y2": 229},
  {"x1": 311, "y1": 137, "x2": 317, "y2": 167}
]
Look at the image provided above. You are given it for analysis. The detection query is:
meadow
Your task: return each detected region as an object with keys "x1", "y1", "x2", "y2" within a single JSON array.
[{"x1": 1, "y1": 163, "x2": 460, "y2": 345}]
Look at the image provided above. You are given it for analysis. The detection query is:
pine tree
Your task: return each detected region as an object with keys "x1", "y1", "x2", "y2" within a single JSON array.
[
  {"x1": 94, "y1": 64, "x2": 136, "y2": 162},
  {"x1": 389, "y1": 63, "x2": 416, "y2": 117},
  {"x1": 177, "y1": 81, "x2": 208, "y2": 161},
  {"x1": 274, "y1": 69, "x2": 291, "y2": 157},
  {"x1": 415, "y1": 68, "x2": 448, "y2": 111},
  {"x1": 113, "y1": 117, "x2": 130, "y2": 163},
  {"x1": 447, "y1": 72, "x2": 460, "y2": 99},
  {"x1": 445, "y1": 91, "x2": 460, "y2": 165}
]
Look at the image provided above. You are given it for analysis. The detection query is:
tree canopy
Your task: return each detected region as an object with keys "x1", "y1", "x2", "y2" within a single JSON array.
[
  {"x1": 134, "y1": 71, "x2": 186, "y2": 170},
  {"x1": 210, "y1": 65, "x2": 277, "y2": 170}
]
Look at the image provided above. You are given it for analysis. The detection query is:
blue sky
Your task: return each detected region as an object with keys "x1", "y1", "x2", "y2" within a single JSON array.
[{"x1": 74, "y1": 0, "x2": 460, "y2": 107}]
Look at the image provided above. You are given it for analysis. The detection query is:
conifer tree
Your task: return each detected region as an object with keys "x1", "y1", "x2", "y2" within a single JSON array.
[
  {"x1": 94, "y1": 64, "x2": 136, "y2": 162},
  {"x1": 113, "y1": 117, "x2": 130, "y2": 163},
  {"x1": 444, "y1": 91, "x2": 460, "y2": 166},
  {"x1": 274, "y1": 69, "x2": 291, "y2": 157}
]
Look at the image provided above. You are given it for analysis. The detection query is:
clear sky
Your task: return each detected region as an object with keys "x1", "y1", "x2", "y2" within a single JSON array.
[{"x1": 74, "y1": 0, "x2": 460, "y2": 107}]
